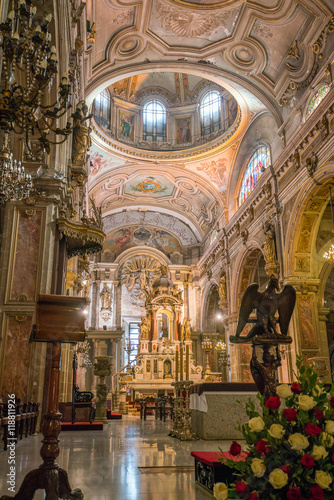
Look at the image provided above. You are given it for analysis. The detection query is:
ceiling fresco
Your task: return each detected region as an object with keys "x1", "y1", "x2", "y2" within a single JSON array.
[{"x1": 124, "y1": 175, "x2": 175, "y2": 198}]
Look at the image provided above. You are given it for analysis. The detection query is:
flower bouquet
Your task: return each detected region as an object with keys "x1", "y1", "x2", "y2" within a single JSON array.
[{"x1": 214, "y1": 357, "x2": 334, "y2": 500}]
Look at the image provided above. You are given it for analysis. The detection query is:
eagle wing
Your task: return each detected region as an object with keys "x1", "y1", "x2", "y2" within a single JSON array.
[
  {"x1": 277, "y1": 285, "x2": 296, "y2": 335},
  {"x1": 236, "y1": 283, "x2": 261, "y2": 336}
]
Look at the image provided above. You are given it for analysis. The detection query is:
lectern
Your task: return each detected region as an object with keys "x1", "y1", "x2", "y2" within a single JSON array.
[{"x1": 1, "y1": 294, "x2": 87, "y2": 500}]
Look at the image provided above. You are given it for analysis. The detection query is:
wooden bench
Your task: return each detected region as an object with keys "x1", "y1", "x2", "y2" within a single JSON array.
[
  {"x1": 191, "y1": 451, "x2": 247, "y2": 493},
  {"x1": 1, "y1": 401, "x2": 40, "y2": 451}
]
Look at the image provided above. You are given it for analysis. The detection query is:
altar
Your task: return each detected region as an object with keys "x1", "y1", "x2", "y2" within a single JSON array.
[{"x1": 190, "y1": 383, "x2": 260, "y2": 440}]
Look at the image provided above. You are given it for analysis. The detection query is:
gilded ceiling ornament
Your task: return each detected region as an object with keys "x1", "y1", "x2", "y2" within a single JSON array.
[
  {"x1": 287, "y1": 41, "x2": 300, "y2": 60},
  {"x1": 121, "y1": 256, "x2": 161, "y2": 293},
  {"x1": 156, "y1": 1, "x2": 232, "y2": 38}
]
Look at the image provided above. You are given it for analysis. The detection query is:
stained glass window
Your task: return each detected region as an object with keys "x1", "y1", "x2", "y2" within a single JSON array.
[
  {"x1": 93, "y1": 88, "x2": 111, "y2": 129},
  {"x1": 200, "y1": 90, "x2": 222, "y2": 136},
  {"x1": 143, "y1": 100, "x2": 167, "y2": 142},
  {"x1": 238, "y1": 146, "x2": 271, "y2": 206},
  {"x1": 307, "y1": 85, "x2": 330, "y2": 117}
]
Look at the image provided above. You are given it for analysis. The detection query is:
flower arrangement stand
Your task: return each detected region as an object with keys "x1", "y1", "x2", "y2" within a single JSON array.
[{"x1": 191, "y1": 451, "x2": 247, "y2": 493}]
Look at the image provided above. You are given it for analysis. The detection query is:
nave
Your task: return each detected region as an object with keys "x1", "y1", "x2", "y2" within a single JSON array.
[{"x1": 0, "y1": 417, "x2": 231, "y2": 500}]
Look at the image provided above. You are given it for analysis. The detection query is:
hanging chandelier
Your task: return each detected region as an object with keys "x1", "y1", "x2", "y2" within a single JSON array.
[
  {"x1": 324, "y1": 244, "x2": 334, "y2": 263},
  {"x1": 0, "y1": 0, "x2": 73, "y2": 154},
  {"x1": 0, "y1": 151, "x2": 32, "y2": 203}
]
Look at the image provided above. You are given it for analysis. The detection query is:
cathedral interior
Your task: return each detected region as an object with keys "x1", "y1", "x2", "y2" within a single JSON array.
[{"x1": 0, "y1": 0, "x2": 334, "y2": 498}]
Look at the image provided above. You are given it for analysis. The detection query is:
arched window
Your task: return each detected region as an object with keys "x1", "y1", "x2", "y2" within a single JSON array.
[
  {"x1": 200, "y1": 90, "x2": 222, "y2": 136},
  {"x1": 238, "y1": 146, "x2": 271, "y2": 206},
  {"x1": 143, "y1": 100, "x2": 167, "y2": 142},
  {"x1": 93, "y1": 89, "x2": 111, "y2": 129},
  {"x1": 307, "y1": 85, "x2": 330, "y2": 118}
]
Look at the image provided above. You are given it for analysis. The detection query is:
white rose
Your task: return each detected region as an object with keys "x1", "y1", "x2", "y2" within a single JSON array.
[
  {"x1": 288, "y1": 433, "x2": 309, "y2": 451},
  {"x1": 269, "y1": 468, "x2": 288, "y2": 489},
  {"x1": 297, "y1": 395, "x2": 317, "y2": 411},
  {"x1": 213, "y1": 482, "x2": 228, "y2": 500},
  {"x1": 248, "y1": 416, "x2": 265, "y2": 432},
  {"x1": 320, "y1": 432, "x2": 334, "y2": 448},
  {"x1": 251, "y1": 458, "x2": 266, "y2": 478},
  {"x1": 315, "y1": 470, "x2": 332, "y2": 490},
  {"x1": 325, "y1": 420, "x2": 334, "y2": 435},
  {"x1": 311, "y1": 445, "x2": 328, "y2": 460},
  {"x1": 276, "y1": 384, "x2": 293, "y2": 398},
  {"x1": 269, "y1": 424, "x2": 285, "y2": 439}
]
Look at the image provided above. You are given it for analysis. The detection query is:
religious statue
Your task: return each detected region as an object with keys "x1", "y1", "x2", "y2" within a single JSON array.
[
  {"x1": 181, "y1": 317, "x2": 192, "y2": 341},
  {"x1": 100, "y1": 285, "x2": 112, "y2": 311},
  {"x1": 138, "y1": 316, "x2": 150, "y2": 340},
  {"x1": 72, "y1": 102, "x2": 92, "y2": 165},
  {"x1": 230, "y1": 275, "x2": 296, "y2": 343},
  {"x1": 218, "y1": 274, "x2": 227, "y2": 309},
  {"x1": 138, "y1": 263, "x2": 148, "y2": 291},
  {"x1": 250, "y1": 344, "x2": 281, "y2": 399},
  {"x1": 262, "y1": 221, "x2": 277, "y2": 268}
]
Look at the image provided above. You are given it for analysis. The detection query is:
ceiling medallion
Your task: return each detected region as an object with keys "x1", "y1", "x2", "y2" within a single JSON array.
[{"x1": 116, "y1": 36, "x2": 142, "y2": 57}]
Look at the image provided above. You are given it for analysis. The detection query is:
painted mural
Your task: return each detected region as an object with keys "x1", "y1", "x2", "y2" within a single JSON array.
[
  {"x1": 176, "y1": 117, "x2": 192, "y2": 144},
  {"x1": 197, "y1": 158, "x2": 228, "y2": 190},
  {"x1": 104, "y1": 225, "x2": 181, "y2": 256},
  {"x1": 89, "y1": 144, "x2": 114, "y2": 177},
  {"x1": 119, "y1": 110, "x2": 135, "y2": 141},
  {"x1": 125, "y1": 175, "x2": 175, "y2": 197},
  {"x1": 228, "y1": 97, "x2": 238, "y2": 126}
]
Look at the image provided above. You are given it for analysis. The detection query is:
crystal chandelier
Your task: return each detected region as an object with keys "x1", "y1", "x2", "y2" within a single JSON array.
[
  {"x1": 0, "y1": 151, "x2": 32, "y2": 203},
  {"x1": 76, "y1": 341, "x2": 92, "y2": 370},
  {"x1": 324, "y1": 244, "x2": 334, "y2": 263},
  {"x1": 0, "y1": 0, "x2": 73, "y2": 154}
]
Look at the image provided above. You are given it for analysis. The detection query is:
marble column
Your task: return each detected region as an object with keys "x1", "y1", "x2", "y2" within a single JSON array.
[{"x1": 90, "y1": 281, "x2": 99, "y2": 329}]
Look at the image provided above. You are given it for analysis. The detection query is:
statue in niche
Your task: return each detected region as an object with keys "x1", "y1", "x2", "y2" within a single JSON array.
[
  {"x1": 218, "y1": 274, "x2": 227, "y2": 309},
  {"x1": 138, "y1": 262, "x2": 148, "y2": 291},
  {"x1": 181, "y1": 317, "x2": 192, "y2": 341},
  {"x1": 72, "y1": 102, "x2": 92, "y2": 165},
  {"x1": 262, "y1": 221, "x2": 277, "y2": 267},
  {"x1": 100, "y1": 285, "x2": 112, "y2": 311},
  {"x1": 139, "y1": 316, "x2": 150, "y2": 340}
]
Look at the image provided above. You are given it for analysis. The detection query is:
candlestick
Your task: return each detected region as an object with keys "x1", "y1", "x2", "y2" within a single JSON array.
[
  {"x1": 185, "y1": 344, "x2": 189, "y2": 380},
  {"x1": 175, "y1": 348, "x2": 179, "y2": 381},
  {"x1": 180, "y1": 344, "x2": 183, "y2": 381}
]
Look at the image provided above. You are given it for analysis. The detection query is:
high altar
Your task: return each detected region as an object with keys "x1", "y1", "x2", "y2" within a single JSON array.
[{"x1": 120, "y1": 267, "x2": 203, "y2": 398}]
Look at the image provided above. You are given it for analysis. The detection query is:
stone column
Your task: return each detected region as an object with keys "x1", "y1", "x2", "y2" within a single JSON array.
[
  {"x1": 90, "y1": 280, "x2": 100, "y2": 329},
  {"x1": 94, "y1": 356, "x2": 111, "y2": 422},
  {"x1": 115, "y1": 282, "x2": 122, "y2": 329}
]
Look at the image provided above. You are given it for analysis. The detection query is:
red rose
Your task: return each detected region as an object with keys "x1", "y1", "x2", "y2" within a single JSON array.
[
  {"x1": 248, "y1": 493, "x2": 259, "y2": 500},
  {"x1": 301, "y1": 453, "x2": 315, "y2": 469},
  {"x1": 230, "y1": 440, "x2": 242, "y2": 456},
  {"x1": 291, "y1": 382, "x2": 301, "y2": 394},
  {"x1": 314, "y1": 409, "x2": 324, "y2": 420},
  {"x1": 305, "y1": 423, "x2": 322, "y2": 436},
  {"x1": 283, "y1": 408, "x2": 298, "y2": 421},
  {"x1": 330, "y1": 396, "x2": 334, "y2": 408},
  {"x1": 332, "y1": 454, "x2": 334, "y2": 464},
  {"x1": 256, "y1": 439, "x2": 268, "y2": 453},
  {"x1": 281, "y1": 465, "x2": 291, "y2": 476},
  {"x1": 286, "y1": 486, "x2": 302, "y2": 500},
  {"x1": 265, "y1": 396, "x2": 281, "y2": 410},
  {"x1": 235, "y1": 481, "x2": 247, "y2": 495},
  {"x1": 309, "y1": 485, "x2": 324, "y2": 500}
]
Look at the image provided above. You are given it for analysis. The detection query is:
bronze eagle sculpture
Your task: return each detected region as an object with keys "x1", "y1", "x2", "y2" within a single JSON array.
[{"x1": 230, "y1": 275, "x2": 296, "y2": 343}]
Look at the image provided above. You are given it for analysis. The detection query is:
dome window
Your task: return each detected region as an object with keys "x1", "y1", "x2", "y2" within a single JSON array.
[
  {"x1": 143, "y1": 100, "x2": 167, "y2": 142},
  {"x1": 239, "y1": 146, "x2": 271, "y2": 206},
  {"x1": 200, "y1": 90, "x2": 222, "y2": 136}
]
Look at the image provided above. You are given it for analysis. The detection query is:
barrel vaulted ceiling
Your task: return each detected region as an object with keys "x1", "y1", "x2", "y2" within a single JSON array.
[{"x1": 85, "y1": 0, "x2": 333, "y2": 256}]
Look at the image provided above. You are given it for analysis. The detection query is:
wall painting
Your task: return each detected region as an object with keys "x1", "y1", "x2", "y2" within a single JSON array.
[
  {"x1": 176, "y1": 117, "x2": 192, "y2": 144},
  {"x1": 119, "y1": 110, "x2": 135, "y2": 142},
  {"x1": 298, "y1": 296, "x2": 317, "y2": 348}
]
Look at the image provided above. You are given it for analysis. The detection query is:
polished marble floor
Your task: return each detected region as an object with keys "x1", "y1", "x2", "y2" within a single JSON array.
[{"x1": 0, "y1": 416, "x2": 233, "y2": 500}]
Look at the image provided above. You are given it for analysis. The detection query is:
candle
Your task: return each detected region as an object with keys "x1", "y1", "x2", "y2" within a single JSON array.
[
  {"x1": 180, "y1": 344, "x2": 183, "y2": 381},
  {"x1": 186, "y1": 344, "x2": 189, "y2": 381},
  {"x1": 175, "y1": 349, "x2": 179, "y2": 381},
  {"x1": 45, "y1": 14, "x2": 52, "y2": 23}
]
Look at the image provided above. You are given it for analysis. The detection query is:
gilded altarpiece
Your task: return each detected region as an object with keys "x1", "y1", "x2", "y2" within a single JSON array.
[
  {"x1": 1, "y1": 316, "x2": 32, "y2": 400},
  {"x1": 9, "y1": 209, "x2": 43, "y2": 302}
]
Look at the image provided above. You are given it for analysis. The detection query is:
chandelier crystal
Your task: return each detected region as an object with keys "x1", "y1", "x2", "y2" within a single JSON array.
[
  {"x1": 0, "y1": 136, "x2": 32, "y2": 203},
  {"x1": 0, "y1": 0, "x2": 73, "y2": 154},
  {"x1": 324, "y1": 244, "x2": 334, "y2": 263}
]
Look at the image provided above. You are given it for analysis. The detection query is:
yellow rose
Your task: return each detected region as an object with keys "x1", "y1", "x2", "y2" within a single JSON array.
[
  {"x1": 251, "y1": 458, "x2": 266, "y2": 478},
  {"x1": 213, "y1": 482, "x2": 228, "y2": 500},
  {"x1": 288, "y1": 433, "x2": 309, "y2": 451},
  {"x1": 268, "y1": 468, "x2": 288, "y2": 489},
  {"x1": 248, "y1": 416, "x2": 265, "y2": 432},
  {"x1": 276, "y1": 384, "x2": 293, "y2": 398},
  {"x1": 269, "y1": 424, "x2": 285, "y2": 439},
  {"x1": 311, "y1": 445, "x2": 328, "y2": 460},
  {"x1": 315, "y1": 470, "x2": 332, "y2": 490},
  {"x1": 325, "y1": 420, "x2": 334, "y2": 435},
  {"x1": 320, "y1": 432, "x2": 334, "y2": 448},
  {"x1": 297, "y1": 395, "x2": 317, "y2": 411}
]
